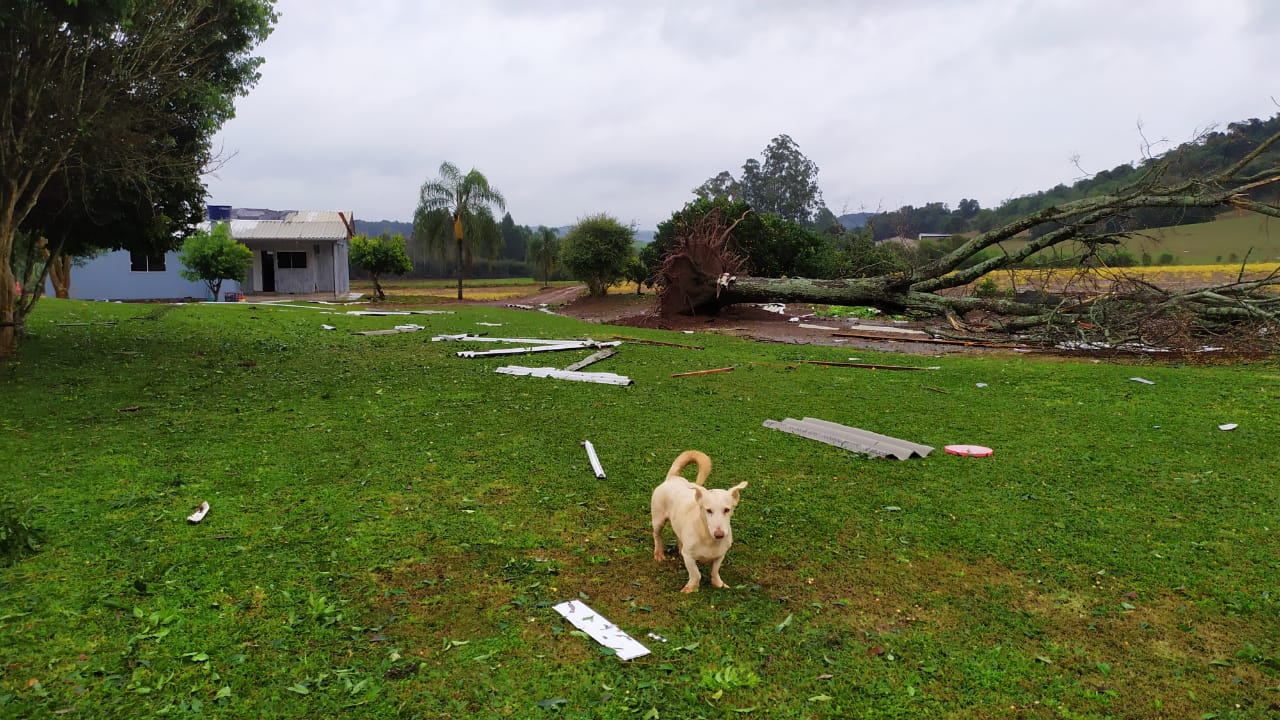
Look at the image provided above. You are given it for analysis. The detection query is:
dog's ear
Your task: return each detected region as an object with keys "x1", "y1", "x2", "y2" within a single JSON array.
[
  {"x1": 693, "y1": 486, "x2": 704, "y2": 502},
  {"x1": 730, "y1": 481, "x2": 748, "y2": 500}
]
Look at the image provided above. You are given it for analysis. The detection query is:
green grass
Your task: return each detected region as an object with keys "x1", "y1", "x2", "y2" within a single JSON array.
[
  {"x1": 1136, "y1": 211, "x2": 1280, "y2": 264},
  {"x1": 2, "y1": 298, "x2": 1278, "y2": 718}
]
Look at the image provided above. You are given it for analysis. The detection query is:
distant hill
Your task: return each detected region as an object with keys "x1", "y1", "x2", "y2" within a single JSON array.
[
  {"x1": 837, "y1": 212, "x2": 873, "y2": 230},
  {"x1": 354, "y1": 219, "x2": 413, "y2": 238}
]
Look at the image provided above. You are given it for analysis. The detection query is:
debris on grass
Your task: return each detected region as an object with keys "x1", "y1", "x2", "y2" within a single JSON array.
[
  {"x1": 610, "y1": 335, "x2": 703, "y2": 350},
  {"x1": 495, "y1": 366, "x2": 633, "y2": 386},
  {"x1": 552, "y1": 600, "x2": 649, "y2": 660},
  {"x1": 801, "y1": 360, "x2": 938, "y2": 371},
  {"x1": 581, "y1": 440, "x2": 607, "y2": 479},
  {"x1": 671, "y1": 367, "x2": 735, "y2": 378},
  {"x1": 1130, "y1": 377, "x2": 1155, "y2": 385},
  {"x1": 764, "y1": 418, "x2": 934, "y2": 460},
  {"x1": 187, "y1": 501, "x2": 210, "y2": 524},
  {"x1": 798, "y1": 323, "x2": 839, "y2": 331},
  {"x1": 944, "y1": 444, "x2": 993, "y2": 457},
  {"x1": 563, "y1": 348, "x2": 617, "y2": 372},
  {"x1": 1219, "y1": 423, "x2": 1238, "y2": 431},
  {"x1": 321, "y1": 324, "x2": 336, "y2": 331}
]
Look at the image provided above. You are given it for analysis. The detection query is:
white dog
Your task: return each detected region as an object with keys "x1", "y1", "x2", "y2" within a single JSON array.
[{"x1": 650, "y1": 450, "x2": 748, "y2": 593}]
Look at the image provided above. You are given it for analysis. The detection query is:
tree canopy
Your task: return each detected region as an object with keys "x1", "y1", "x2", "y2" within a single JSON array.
[
  {"x1": 178, "y1": 224, "x2": 253, "y2": 301},
  {"x1": 694, "y1": 134, "x2": 826, "y2": 225},
  {"x1": 413, "y1": 162, "x2": 506, "y2": 299},
  {"x1": 0, "y1": 0, "x2": 277, "y2": 357},
  {"x1": 350, "y1": 232, "x2": 413, "y2": 301},
  {"x1": 560, "y1": 214, "x2": 634, "y2": 297}
]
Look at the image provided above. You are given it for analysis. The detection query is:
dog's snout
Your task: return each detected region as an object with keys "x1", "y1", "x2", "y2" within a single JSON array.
[{"x1": 713, "y1": 529, "x2": 726, "y2": 539}]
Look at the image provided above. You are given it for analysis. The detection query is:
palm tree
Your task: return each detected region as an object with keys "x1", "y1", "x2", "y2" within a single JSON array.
[
  {"x1": 525, "y1": 225, "x2": 561, "y2": 288},
  {"x1": 413, "y1": 161, "x2": 506, "y2": 300}
]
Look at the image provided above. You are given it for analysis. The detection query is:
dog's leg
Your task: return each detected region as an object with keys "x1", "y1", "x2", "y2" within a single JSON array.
[
  {"x1": 652, "y1": 517, "x2": 667, "y2": 561},
  {"x1": 709, "y1": 556, "x2": 727, "y2": 588},
  {"x1": 680, "y1": 552, "x2": 701, "y2": 593}
]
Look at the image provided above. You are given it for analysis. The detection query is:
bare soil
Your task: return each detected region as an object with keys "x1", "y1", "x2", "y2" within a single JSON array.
[{"x1": 496, "y1": 285, "x2": 1003, "y2": 356}]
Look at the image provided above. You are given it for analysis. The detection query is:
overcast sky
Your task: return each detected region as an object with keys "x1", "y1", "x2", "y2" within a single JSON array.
[{"x1": 205, "y1": 0, "x2": 1280, "y2": 229}]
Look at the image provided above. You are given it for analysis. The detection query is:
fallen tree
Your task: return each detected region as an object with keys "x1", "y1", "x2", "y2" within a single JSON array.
[{"x1": 657, "y1": 127, "x2": 1280, "y2": 351}]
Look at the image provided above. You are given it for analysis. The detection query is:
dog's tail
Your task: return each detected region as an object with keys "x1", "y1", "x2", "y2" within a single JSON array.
[{"x1": 667, "y1": 450, "x2": 712, "y2": 486}]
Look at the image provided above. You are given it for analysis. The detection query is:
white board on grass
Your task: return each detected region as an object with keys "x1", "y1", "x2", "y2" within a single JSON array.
[{"x1": 552, "y1": 600, "x2": 649, "y2": 660}]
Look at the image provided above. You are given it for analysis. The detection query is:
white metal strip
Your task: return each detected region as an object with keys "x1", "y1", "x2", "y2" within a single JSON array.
[{"x1": 552, "y1": 600, "x2": 649, "y2": 660}]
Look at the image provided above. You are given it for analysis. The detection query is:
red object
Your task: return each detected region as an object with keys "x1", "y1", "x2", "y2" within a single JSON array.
[{"x1": 945, "y1": 444, "x2": 993, "y2": 457}]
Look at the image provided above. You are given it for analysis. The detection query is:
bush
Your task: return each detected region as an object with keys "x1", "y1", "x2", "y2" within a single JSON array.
[
  {"x1": 560, "y1": 214, "x2": 634, "y2": 297},
  {"x1": 0, "y1": 496, "x2": 42, "y2": 566}
]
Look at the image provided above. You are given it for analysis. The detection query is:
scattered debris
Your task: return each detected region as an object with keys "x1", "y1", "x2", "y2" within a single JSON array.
[
  {"x1": 647, "y1": 632, "x2": 668, "y2": 643},
  {"x1": 455, "y1": 340, "x2": 620, "y2": 358},
  {"x1": 582, "y1": 440, "x2": 606, "y2": 479},
  {"x1": 506, "y1": 303, "x2": 535, "y2": 310},
  {"x1": 187, "y1": 501, "x2": 210, "y2": 524},
  {"x1": 801, "y1": 360, "x2": 937, "y2": 371},
  {"x1": 477, "y1": 322, "x2": 504, "y2": 327},
  {"x1": 564, "y1": 348, "x2": 617, "y2": 372},
  {"x1": 119, "y1": 405, "x2": 140, "y2": 412},
  {"x1": 1219, "y1": 423, "x2": 1238, "y2": 431},
  {"x1": 764, "y1": 417, "x2": 934, "y2": 460},
  {"x1": 345, "y1": 310, "x2": 411, "y2": 316},
  {"x1": 760, "y1": 303, "x2": 786, "y2": 314},
  {"x1": 353, "y1": 325, "x2": 423, "y2": 335},
  {"x1": 553, "y1": 600, "x2": 649, "y2": 660},
  {"x1": 975, "y1": 383, "x2": 988, "y2": 388},
  {"x1": 921, "y1": 386, "x2": 949, "y2": 394},
  {"x1": 495, "y1": 366, "x2": 633, "y2": 386},
  {"x1": 321, "y1": 324, "x2": 336, "y2": 331},
  {"x1": 1129, "y1": 377, "x2": 1155, "y2": 385},
  {"x1": 798, "y1": 323, "x2": 839, "y2": 331},
  {"x1": 945, "y1": 444, "x2": 993, "y2": 457},
  {"x1": 671, "y1": 367, "x2": 735, "y2": 378},
  {"x1": 610, "y1": 335, "x2": 703, "y2": 350}
]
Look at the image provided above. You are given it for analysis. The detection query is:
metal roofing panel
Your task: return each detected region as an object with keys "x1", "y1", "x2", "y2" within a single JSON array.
[
  {"x1": 228, "y1": 217, "x2": 349, "y2": 241},
  {"x1": 763, "y1": 417, "x2": 934, "y2": 460}
]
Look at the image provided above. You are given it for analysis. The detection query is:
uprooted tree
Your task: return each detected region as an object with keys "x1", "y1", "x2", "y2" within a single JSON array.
[{"x1": 657, "y1": 127, "x2": 1280, "y2": 351}]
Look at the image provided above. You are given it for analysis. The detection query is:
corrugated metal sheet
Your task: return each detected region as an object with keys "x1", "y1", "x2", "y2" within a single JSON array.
[
  {"x1": 228, "y1": 211, "x2": 350, "y2": 241},
  {"x1": 763, "y1": 417, "x2": 934, "y2": 460}
]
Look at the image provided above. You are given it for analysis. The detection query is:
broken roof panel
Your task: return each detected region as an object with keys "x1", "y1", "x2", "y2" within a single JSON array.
[{"x1": 763, "y1": 417, "x2": 934, "y2": 460}]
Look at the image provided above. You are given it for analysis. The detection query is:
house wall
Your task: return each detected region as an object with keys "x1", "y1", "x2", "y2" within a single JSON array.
[
  {"x1": 244, "y1": 241, "x2": 349, "y2": 295},
  {"x1": 46, "y1": 249, "x2": 238, "y2": 301}
]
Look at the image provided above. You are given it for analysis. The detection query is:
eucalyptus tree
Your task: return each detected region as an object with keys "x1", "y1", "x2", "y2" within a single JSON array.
[{"x1": 413, "y1": 162, "x2": 506, "y2": 300}]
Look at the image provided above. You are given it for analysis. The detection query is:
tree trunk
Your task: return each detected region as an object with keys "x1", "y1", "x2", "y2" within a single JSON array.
[
  {"x1": 48, "y1": 252, "x2": 71, "y2": 299},
  {"x1": 455, "y1": 237, "x2": 464, "y2": 300}
]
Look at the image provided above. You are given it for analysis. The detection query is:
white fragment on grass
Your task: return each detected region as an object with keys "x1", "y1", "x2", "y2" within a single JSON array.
[
  {"x1": 187, "y1": 501, "x2": 210, "y2": 524},
  {"x1": 1219, "y1": 423, "x2": 1239, "y2": 431},
  {"x1": 976, "y1": 383, "x2": 988, "y2": 388},
  {"x1": 581, "y1": 440, "x2": 606, "y2": 479},
  {"x1": 321, "y1": 324, "x2": 336, "y2": 331},
  {"x1": 1130, "y1": 377, "x2": 1155, "y2": 385},
  {"x1": 647, "y1": 632, "x2": 668, "y2": 643},
  {"x1": 553, "y1": 600, "x2": 649, "y2": 660}
]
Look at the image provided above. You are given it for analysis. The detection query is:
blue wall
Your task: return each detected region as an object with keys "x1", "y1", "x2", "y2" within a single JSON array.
[{"x1": 47, "y1": 249, "x2": 239, "y2": 301}]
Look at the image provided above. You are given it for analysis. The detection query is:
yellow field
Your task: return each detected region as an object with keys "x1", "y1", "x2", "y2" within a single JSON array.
[{"x1": 983, "y1": 263, "x2": 1280, "y2": 292}]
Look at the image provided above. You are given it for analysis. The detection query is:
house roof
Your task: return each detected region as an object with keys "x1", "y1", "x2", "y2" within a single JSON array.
[{"x1": 218, "y1": 210, "x2": 353, "y2": 241}]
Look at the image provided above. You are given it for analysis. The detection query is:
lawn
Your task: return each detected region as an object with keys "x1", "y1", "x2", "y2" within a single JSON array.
[{"x1": 1, "y1": 298, "x2": 1277, "y2": 719}]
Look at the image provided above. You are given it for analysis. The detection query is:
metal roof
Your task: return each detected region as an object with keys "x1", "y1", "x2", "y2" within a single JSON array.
[
  {"x1": 226, "y1": 211, "x2": 352, "y2": 241},
  {"x1": 763, "y1": 417, "x2": 934, "y2": 460}
]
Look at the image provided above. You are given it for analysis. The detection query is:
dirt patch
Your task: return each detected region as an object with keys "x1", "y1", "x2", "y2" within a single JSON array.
[{"x1": 501, "y1": 286, "x2": 1015, "y2": 356}]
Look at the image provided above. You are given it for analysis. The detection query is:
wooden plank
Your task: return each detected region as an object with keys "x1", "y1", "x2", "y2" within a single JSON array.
[
  {"x1": 801, "y1": 360, "x2": 934, "y2": 371},
  {"x1": 671, "y1": 367, "x2": 735, "y2": 378},
  {"x1": 611, "y1": 335, "x2": 703, "y2": 350},
  {"x1": 564, "y1": 348, "x2": 617, "y2": 371}
]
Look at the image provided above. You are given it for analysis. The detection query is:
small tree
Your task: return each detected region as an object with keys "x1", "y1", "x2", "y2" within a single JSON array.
[
  {"x1": 178, "y1": 224, "x2": 252, "y2": 300},
  {"x1": 560, "y1": 214, "x2": 635, "y2": 297},
  {"x1": 525, "y1": 226, "x2": 561, "y2": 287},
  {"x1": 350, "y1": 232, "x2": 413, "y2": 301}
]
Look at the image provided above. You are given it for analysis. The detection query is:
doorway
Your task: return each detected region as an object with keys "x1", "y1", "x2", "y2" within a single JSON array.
[{"x1": 261, "y1": 251, "x2": 275, "y2": 292}]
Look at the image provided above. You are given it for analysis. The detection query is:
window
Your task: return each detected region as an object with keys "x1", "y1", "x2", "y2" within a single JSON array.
[
  {"x1": 277, "y1": 251, "x2": 307, "y2": 269},
  {"x1": 129, "y1": 251, "x2": 166, "y2": 272}
]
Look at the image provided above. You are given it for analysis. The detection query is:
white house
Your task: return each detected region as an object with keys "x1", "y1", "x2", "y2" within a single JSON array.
[{"x1": 49, "y1": 206, "x2": 353, "y2": 301}]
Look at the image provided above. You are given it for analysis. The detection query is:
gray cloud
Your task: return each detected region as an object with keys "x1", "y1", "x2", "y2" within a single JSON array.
[{"x1": 206, "y1": 0, "x2": 1280, "y2": 227}]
